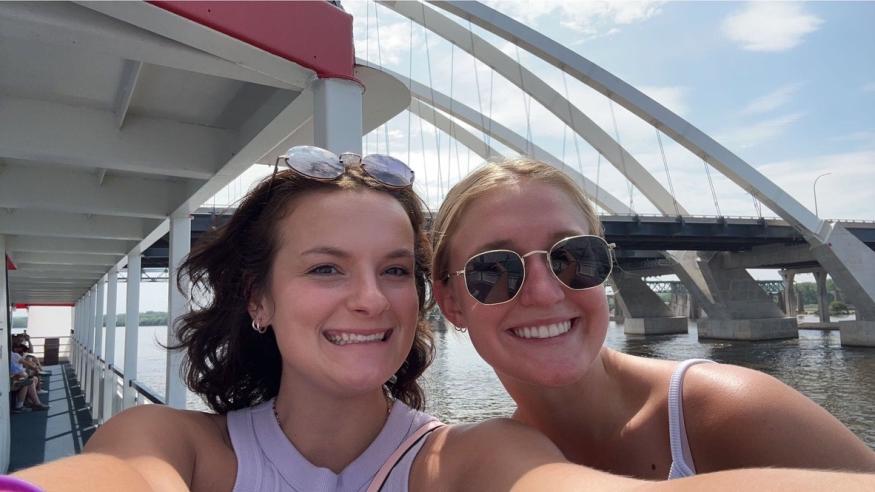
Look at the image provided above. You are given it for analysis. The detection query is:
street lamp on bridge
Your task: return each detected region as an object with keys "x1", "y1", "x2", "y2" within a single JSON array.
[{"x1": 813, "y1": 172, "x2": 831, "y2": 218}]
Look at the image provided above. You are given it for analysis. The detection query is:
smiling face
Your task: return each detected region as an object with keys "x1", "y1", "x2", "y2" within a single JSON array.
[
  {"x1": 251, "y1": 189, "x2": 419, "y2": 398},
  {"x1": 435, "y1": 180, "x2": 610, "y2": 388}
]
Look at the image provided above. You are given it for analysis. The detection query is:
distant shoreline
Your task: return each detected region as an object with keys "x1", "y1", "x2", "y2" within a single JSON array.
[{"x1": 12, "y1": 311, "x2": 169, "y2": 329}]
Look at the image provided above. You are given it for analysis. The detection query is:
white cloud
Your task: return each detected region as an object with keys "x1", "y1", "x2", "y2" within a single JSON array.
[
  {"x1": 863, "y1": 82, "x2": 875, "y2": 93},
  {"x1": 740, "y1": 83, "x2": 802, "y2": 115},
  {"x1": 482, "y1": 0, "x2": 664, "y2": 40},
  {"x1": 757, "y1": 150, "x2": 875, "y2": 219},
  {"x1": 722, "y1": 2, "x2": 823, "y2": 52},
  {"x1": 717, "y1": 112, "x2": 804, "y2": 149}
]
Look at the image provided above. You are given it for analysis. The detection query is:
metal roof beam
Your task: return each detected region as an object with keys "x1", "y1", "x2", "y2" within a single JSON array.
[
  {"x1": 0, "y1": 209, "x2": 161, "y2": 241},
  {"x1": 7, "y1": 237, "x2": 135, "y2": 256},
  {"x1": 0, "y1": 96, "x2": 235, "y2": 180},
  {"x1": 0, "y1": 162, "x2": 200, "y2": 219},
  {"x1": 114, "y1": 60, "x2": 143, "y2": 129},
  {"x1": 11, "y1": 252, "x2": 120, "y2": 267}
]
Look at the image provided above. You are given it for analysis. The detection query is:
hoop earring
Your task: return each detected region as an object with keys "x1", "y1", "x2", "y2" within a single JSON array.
[
  {"x1": 252, "y1": 319, "x2": 267, "y2": 334},
  {"x1": 453, "y1": 325, "x2": 467, "y2": 333}
]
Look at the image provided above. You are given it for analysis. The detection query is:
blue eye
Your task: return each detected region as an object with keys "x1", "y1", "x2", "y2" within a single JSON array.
[{"x1": 308, "y1": 265, "x2": 340, "y2": 275}]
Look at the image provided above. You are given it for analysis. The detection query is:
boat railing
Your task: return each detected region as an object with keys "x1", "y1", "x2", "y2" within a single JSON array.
[
  {"x1": 20, "y1": 336, "x2": 72, "y2": 364},
  {"x1": 69, "y1": 339, "x2": 166, "y2": 426}
]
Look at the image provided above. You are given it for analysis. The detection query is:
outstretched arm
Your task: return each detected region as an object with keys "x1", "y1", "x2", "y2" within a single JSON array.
[
  {"x1": 683, "y1": 363, "x2": 875, "y2": 472},
  {"x1": 416, "y1": 418, "x2": 875, "y2": 492},
  {"x1": 14, "y1": 405, "x2": 196, "y2": 492}
]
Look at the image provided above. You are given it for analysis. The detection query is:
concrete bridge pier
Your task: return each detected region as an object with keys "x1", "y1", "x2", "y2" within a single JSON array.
[
  {"x1": 611, "y1": 273, "x2": 687, "y2": 335},
  {"x1": 809, "y1": 223, "x2": 875, "y2": 347},
  {"x1": 668, "y1": 251, "x2": 797, "y2": 340},
  {"x1": 779, "y1": 270, "x2": 797, "y2": 316},
  {"x1": 814, "y1": 270, "x2": 830, "y2": 324}
]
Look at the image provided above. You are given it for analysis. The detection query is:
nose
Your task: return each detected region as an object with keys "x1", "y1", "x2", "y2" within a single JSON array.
[
  {"x1": 518, "y1": 253, "x2": 565, "y2": 307},
  {"x1": 348, "y1": 272, "x2": 391, "y2": 316}
]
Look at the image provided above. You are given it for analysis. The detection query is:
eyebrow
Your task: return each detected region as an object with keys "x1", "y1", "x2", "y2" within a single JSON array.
[
  {"x1": 472, "y1": 230, "x2": 588, "y2": 253},
  {"x1": 300, "y1": 246, "x2": 415, "y2": 260}
]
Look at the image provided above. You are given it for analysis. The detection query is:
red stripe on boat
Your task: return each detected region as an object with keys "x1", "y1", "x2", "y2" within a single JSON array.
[{"x1": 148, "y1": 1, "x2": 355, "y2": 79}]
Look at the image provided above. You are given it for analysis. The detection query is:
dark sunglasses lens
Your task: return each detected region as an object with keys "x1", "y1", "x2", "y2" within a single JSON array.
[
  {"x1": 285, "y1": 146, "x2": 344, "y2": 179},
  {"x1": 361, "y1": 154, "x2": 415, "y2": 187},
  {"x1": 464, "y1": 251, "x2": 524, "y2": 304},
  {"x1": 550, "y1": 236, "x2": 612, "y2": 289}
]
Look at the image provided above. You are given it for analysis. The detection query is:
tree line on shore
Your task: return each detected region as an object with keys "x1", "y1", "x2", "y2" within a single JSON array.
[{"x1": 12, "y1": 311, "x2": 170, "y2": 328}]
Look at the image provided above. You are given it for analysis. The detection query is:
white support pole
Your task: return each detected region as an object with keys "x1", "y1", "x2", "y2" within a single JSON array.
[
  {"x1": 123, "y1": 251, "x2": 141, "y2": 409},
  {"x1": 92, "y1": 278, "x2": 105, "y2": 420},
  {"x1": 0, "y1": 235, "x2": 12, "y2": 472},
  {"x1": 312, "y1": 77, "x2": 363, "y2": 155},
  {"x1": 165, "y1": 215, "x2": 191, "y2": 408},
  {"x1": 82, "y1": 289, "x2": 91, "y2": 405},
  {"x1": 102, "y1": 267, "x2": 118, "y2": 421},
  {"x1": 76, "y1": 299, "x2": 84, "y2": 379},
  {"x1": 72, "y1": 300, "x2": 79, "y2": 374},
  {"x1": 87, "y1": 287, "x2": 97, "y2": 407}
]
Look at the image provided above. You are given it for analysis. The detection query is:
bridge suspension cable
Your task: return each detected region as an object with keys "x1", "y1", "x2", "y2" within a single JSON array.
[
  {"x1": 609, "y1": 100, "x2": 634, "y2": 212},
  {"x1": 702, "y1": 158, "x2": 722, "y2": 216},
  {"x1": 656, "y1": 128, "x2": 681, "y2": 216}
]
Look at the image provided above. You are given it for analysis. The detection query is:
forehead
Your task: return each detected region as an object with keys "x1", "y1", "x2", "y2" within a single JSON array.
[
  {"x1": 450, "y1": 181, "x2": 591, "y2": 258},
  {"x1": 277, "y1": 189, "x2": 413, "y2": 250}
]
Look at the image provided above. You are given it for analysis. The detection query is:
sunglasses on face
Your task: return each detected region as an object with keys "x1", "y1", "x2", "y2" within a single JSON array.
[
  {"x1": 447, "y1": 235, "x2": 615, "y2": 305},
  {"x1": 274, "y1": 146, "x2": 415, "y2": 188}
]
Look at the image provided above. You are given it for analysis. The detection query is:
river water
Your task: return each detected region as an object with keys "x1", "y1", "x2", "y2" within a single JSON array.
[{"x1": 120, "y1": 319, "x2": 875, "y2": 450}]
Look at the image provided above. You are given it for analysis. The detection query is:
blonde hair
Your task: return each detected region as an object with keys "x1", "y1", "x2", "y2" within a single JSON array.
[{"x1": 431, "y1": 158, "x2": 602, "y2": 282}]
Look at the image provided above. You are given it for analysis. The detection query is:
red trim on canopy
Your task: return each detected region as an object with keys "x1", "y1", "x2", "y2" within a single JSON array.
[
  {"x1": 148, "y1": 1, "x2": 356, "y2": 79},
  {"x1": 15, "y1": 304, "x2": 75, "y2": 309},
  {"x1": 6, "y1": 254, "x2": 15, "y2": 271}
]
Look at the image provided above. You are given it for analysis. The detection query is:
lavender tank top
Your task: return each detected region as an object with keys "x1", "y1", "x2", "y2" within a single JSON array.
[{"x1": 227, "y1": 399, "x2": 438, "y2": 492}]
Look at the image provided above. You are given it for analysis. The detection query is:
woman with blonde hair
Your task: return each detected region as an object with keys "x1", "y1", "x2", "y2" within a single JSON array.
[{"x1": 432, "y1": 158, "x2": 875, "y2": 479}]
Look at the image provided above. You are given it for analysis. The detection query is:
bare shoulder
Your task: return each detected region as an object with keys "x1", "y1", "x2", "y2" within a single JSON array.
[
  {"x1": 411, "y1": 418, "x2": 568, "y2": 491},
  {"x1": 681, "y1": 362, "x2": 875, "y2": 472},
  {"x1": 85, "y1": 405, "x2": 234, "y2": 488}
]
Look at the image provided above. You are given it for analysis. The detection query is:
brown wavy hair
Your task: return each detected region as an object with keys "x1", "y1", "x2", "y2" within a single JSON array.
[{"x1": 175, "y1": 166, "x2": 434, "y2": 414}]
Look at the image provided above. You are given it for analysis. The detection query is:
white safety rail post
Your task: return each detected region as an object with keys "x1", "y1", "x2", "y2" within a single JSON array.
[
  {"x1": 102, "y1": 267, "x2": 118, "y2": 421},
  {"x1": 78, "y1": 298, "x2": 85, "y2": 379},
  {"x1": 122, "y1": 251, "x2": 141, "y2": 409},
  {"x1": 92, "y1": 277, "x2": 105, "y2": 421},
  {"x1": 312, "y1": 77, "x2": 363, "y2": 155},
  {"x1": 72, "y1": 300, "x2": 79, "y2": 377},
  {"x1": 165, "y1": 215, "x2": 191, "y2": 408},
  {"x1": 0, "y1": 235, "x2": 11, "y2": 472},
  {"x1": 83, "y1": 288, "x2": 94, "y2": 406}
]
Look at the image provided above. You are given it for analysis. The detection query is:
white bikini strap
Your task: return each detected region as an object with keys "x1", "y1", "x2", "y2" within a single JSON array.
[
  {"x1": 366, "y1": 420, "x2": 446, "y2": 492},
  {"x1": 667, "y1": 358, "x2": 714, "y2": 478}
]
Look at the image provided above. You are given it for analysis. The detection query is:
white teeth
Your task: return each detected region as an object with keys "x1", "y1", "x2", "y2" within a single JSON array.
[
  {"x1": 512, "y1": 320, "x2": 572, "y2": 339},
  {"x1": 326, "y1": 331, "x2": 388, "y2": 346}
]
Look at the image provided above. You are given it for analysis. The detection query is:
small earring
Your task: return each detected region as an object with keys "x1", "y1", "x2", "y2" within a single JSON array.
[
  {"x1": 453, "y1": 325, "x2": 467, "y2": 333},
  {"x1": 252, "y1": 319, "x2": 267, "y2": 334}
]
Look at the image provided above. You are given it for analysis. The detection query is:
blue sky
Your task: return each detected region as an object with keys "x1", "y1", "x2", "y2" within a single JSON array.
[{"x1": 342, "y1": 0, "x2": 874, "y2": 220}]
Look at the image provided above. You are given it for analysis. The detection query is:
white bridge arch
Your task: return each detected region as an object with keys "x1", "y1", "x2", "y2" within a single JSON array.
[{"x1": 369, "y1": 1, "x2": 874, "y2": 328}]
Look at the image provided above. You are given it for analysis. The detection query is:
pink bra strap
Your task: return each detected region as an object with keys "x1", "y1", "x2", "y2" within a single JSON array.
[{"x1": 366, "y1": 420, "x2": 446, "y2": 492}]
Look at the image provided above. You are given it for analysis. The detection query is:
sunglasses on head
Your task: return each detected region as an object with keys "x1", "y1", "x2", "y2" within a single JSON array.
[
  {"x1": 273, "y1": 146, "x2": 415, "y2": 188},
  {"x1": 447, "y1": 235, "x2": 615, "y2": 305}
]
